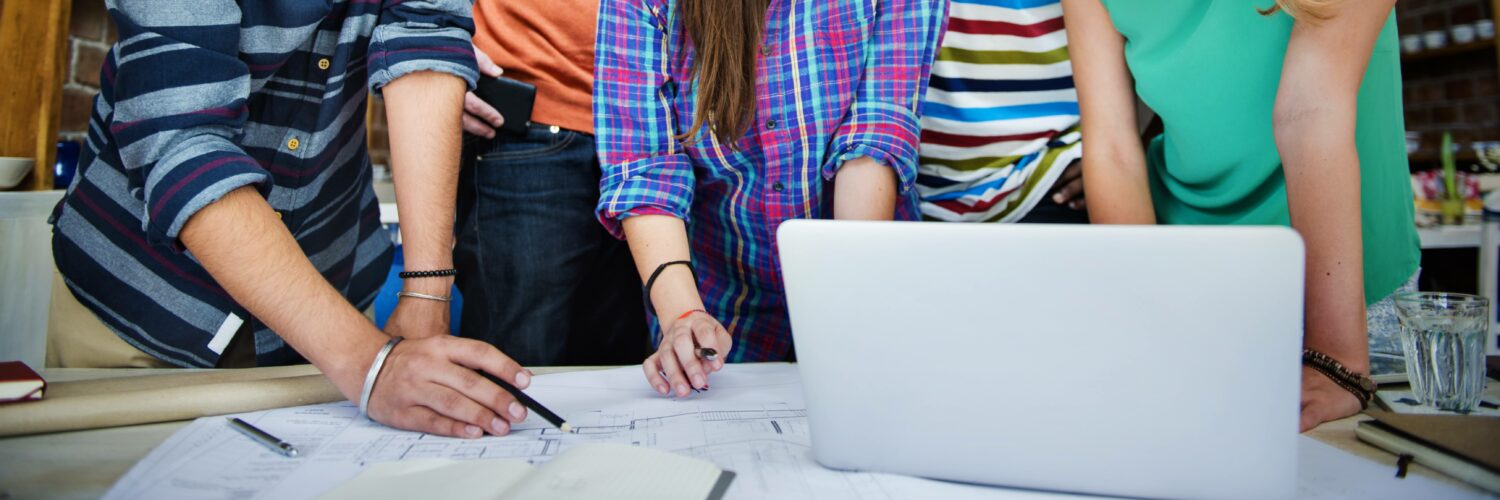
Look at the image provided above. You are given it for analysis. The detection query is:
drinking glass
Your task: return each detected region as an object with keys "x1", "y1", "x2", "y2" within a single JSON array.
[{"x1": 1394, "y1": 293, "x2": 1490, "y2": 412}]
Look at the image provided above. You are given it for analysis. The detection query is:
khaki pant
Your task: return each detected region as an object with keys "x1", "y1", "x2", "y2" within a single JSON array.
[{"x1": 45, "y1": 269, "x2": 255, "y2": 368}]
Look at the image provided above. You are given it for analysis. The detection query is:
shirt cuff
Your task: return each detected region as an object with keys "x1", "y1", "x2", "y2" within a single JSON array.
[
  {"x1": 143, "y1": 152, "x2": 271, "y2": 249},
  {"x1": 822, "y1": 101, "x2": 922, "y2": 195},
  {"x1": 596, "y1": 155, "x2": 696, "y2": 240},
  {"x1": 368, "y1": 27, "x2": 480, "y2": 94}
]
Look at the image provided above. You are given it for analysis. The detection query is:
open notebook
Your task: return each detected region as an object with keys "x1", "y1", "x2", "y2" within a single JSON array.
[{"x1": 320, "y1": 443, "x2": 735, "y2": 500}]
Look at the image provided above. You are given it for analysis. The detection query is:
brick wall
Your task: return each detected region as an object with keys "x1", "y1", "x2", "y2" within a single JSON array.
[
  {"x1": 1398, "y1": 0, "x2": 1500, "y2": 166},
  {"x1": 59, "y1": 0, "x2": 113, "y2": 144}
]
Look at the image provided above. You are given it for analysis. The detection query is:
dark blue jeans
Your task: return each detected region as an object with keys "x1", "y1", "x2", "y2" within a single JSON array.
[{"x1": 454, "y1": 124, "x2": 649, "y2": 366}]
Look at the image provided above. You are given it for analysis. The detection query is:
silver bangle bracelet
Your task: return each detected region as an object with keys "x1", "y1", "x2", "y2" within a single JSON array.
[
  {"x1": 397, "y1": 291, "x2": 452, "y2": 303},
  {"x1": 359, "y1": 336, "x2": 404, "y2": 418}
]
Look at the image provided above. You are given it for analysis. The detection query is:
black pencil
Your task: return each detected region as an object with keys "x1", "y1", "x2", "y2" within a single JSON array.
[{"x1": 476, "y1": 370, "x2": 575, "y2": 433}]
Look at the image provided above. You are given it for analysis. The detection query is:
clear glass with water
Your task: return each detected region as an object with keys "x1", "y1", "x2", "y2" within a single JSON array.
[{"x1": 1394, "y1": 293, "x2": 1490, "y2": 413}]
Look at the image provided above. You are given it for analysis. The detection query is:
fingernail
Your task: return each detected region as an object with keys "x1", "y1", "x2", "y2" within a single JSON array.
[
  {"x1": 515, "y1": 371, "x2": 530, "y2": 389},
  {"x1": 491, "y1": 418, "x2": 507, "y2": 434},
  {"x1": 1054, "y1": 194, "x2": 1064, "y2": 203},
  {"x1": 509, "y1": 401, "x2": 526, "y2": 420},
  {"x1": 692, "y1": 375, "x2": 705, "y2": 388},
  {"x1": 676, "y1": 384, "x2": 688, "y2": 396},
  {"x1": 657, "y1": 385, "x2": 668, "y2": 395},
  {"x1": 465, "y1": 425, "x2": 482, "y2": 438}
]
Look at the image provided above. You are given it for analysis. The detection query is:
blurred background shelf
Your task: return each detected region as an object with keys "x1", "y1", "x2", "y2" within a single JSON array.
[{"x1": 1402, "y1": 39, "x2": 1495, "y2": 62}]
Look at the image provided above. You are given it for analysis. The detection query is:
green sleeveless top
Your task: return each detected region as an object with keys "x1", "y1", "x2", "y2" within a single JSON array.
[{"x1": 1098, "y1": 1, "x2": 1420, "y2": 304}]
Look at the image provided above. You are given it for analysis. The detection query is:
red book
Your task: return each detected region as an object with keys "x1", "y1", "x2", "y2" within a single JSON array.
[{"x1": 0, "y1": 361, "x2": 45, "y2": 404}]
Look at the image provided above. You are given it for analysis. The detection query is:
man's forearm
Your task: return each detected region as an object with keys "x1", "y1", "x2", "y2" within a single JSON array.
[
  {"x1": 832, "y1": 156, "x2": 898, "y2": 220},
  {"x1": 383, "y1": 72, "x2": 466, "y2": 296},
  {"x1": 181, "y1": 187, "x2": 385, "y2": 397}
]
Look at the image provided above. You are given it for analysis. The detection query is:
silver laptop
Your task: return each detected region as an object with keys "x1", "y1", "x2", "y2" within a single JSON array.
[{"x1": 778, "y1": 221, "x2": 1303, "y2": 499}]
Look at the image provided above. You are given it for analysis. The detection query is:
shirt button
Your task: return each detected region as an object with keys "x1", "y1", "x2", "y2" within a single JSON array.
[
  {"x1": 286, "y1": 137, "x2": 300, "y2": 151},
  {"x1": 275, "y1": 211, "x2": 284, "y2": 220},
  {"x1": 766, "y1": 119, "x2": 778, "y2": 130},
  {"x1": 772, "y1": 182, "x2": 785, "y2": 192},
  {"x1": 317, "y1": 58, "x2": 330, "y2": 70},
  {"x1": 762, "y1": 44, "x2": 772, "y2": 56}
]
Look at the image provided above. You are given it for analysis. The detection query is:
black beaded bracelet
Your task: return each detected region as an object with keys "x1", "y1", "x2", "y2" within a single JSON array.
[
  {"x1": 398, "y1": 268, "x2": 458, "y2": 279},
  {"x1": 1302, "y1": 348, "x2": 1378, "y2": 410}
]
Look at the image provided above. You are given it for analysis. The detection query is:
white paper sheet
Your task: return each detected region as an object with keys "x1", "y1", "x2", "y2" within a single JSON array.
[{"x1": 102, "y1": 364, "x2": 1484, "y2": 500}]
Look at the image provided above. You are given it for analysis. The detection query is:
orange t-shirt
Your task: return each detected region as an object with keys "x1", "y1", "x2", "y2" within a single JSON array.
[{"x1": 472, "y1": 0, "x2": 597, "y2": 134}]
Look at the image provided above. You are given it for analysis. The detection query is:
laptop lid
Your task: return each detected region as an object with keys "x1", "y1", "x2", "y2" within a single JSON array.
[{"x1": 778, "y1": 221, "x2": 1303, "y2": 499}]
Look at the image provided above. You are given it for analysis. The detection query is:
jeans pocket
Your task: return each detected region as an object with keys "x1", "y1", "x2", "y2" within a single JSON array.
[{"x1": 477, "y1": 129, "x2": 579, "y2": 162}]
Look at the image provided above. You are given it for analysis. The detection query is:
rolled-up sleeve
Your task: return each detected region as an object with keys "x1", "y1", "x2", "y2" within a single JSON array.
[
  {"x1": 108, "y1": 1, "x2": 270, "y2": 248},
  {"x1": 821, "y1": 0, "x2": 948, "y2": 194},
  {"x1": 368, "y1": 0, "x2": 480, "y2": 94},
  {"x1": 593, "y1": 0, "x2": 695, "y2": 240}
]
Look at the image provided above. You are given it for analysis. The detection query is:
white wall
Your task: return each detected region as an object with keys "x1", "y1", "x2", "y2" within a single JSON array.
[{"x1": 0, "y1": 191, "x2": 64, "y2": 368}]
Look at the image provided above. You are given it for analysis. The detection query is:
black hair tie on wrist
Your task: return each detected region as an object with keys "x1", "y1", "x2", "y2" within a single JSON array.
[
  {"x1": 645, "y1": 260, "x2": 696, "y2": 317},
  {"x1": 399, "y1": 268, "x2": 458, "y2": 279}
]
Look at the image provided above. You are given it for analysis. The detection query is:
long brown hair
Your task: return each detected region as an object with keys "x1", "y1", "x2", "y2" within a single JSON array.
[
  {"x1": 1261, "y1": 0, "x2": 1340, "y2": 20},
  {"x1": 677, "y1": 0, "x2": 772, "y2": 146}
]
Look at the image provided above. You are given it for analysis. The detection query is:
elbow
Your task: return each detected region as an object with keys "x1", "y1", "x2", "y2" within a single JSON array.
[{"x1": 1271, "y1": 95, "x2": 1356, "y2": 169}]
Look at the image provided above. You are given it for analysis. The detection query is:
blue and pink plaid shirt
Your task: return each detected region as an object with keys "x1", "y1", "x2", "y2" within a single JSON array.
[{"x1": 594, "y1": 0, "x2": 947, "y2": 361}]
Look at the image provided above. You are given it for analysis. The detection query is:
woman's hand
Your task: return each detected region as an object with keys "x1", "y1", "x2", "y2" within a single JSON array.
[
  {"x1": 1299, "y1": 366, "x2": 1363, "y2": 432},
  {"x1": 643, "y1": 310, "x2": 731, "y2": 397}
]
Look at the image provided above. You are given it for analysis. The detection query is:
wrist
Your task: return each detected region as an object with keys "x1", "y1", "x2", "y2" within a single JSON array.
[
  {"x1": 401, "y1": 276, "x2": 455, "y2": 296},
  {"x1": 322, "y1": 329, "x2": 390, "y2": 401}
]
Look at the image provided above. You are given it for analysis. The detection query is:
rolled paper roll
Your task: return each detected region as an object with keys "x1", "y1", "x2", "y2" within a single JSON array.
[{"x1": 0, "y1": 367, "x2": 341, "y2": 437}]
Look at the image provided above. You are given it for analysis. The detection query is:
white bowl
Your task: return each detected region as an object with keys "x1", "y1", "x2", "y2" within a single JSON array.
[
  {"x1": 1453, "y1": 24, "x2": 1477, "y2": 44},
  {"x1": 1424, "y1": 30, "x2": 1448, "y2": 50},
  {"x1": 1401, "y1": 34, "x2": 1423, "y2": 53},
  {"x1": 0, "y1": 157, "x2": 34, "y2": 189}
]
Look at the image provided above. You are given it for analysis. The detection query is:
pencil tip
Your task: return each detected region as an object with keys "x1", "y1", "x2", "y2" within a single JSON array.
[{"x1": 561, "y1": 423, "x2": 575, "y2": 434}]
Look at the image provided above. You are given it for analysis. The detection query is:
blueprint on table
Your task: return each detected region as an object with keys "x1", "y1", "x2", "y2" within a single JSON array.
[{"x1": 102, "y1": 364, "x2": 1479, "y2": 500}]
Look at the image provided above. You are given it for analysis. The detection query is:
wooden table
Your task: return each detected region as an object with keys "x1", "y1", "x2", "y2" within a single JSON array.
[{"x1": 0, "y1": 367, "x2": 1485, "y2": 499}]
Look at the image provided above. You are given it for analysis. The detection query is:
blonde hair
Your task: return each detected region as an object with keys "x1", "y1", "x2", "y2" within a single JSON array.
[{"x1": 1261, "y1": 0, "x2": 1340, "y2": 20}]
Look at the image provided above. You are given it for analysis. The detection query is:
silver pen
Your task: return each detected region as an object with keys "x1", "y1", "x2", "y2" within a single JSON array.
[{"x1": 227, "y1": 417, "x2": 299, "y2": 458}]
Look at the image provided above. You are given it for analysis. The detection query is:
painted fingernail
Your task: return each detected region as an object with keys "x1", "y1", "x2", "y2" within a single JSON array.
[
  {"x1": 465, "y1": 425, "x2": 482, "y2": 438},
  {"x1": 515, "y1": 371, "x2": 531, "y2": 389},
  {"x1": 509, "y1": 401, "x2": 526, "y2": 420},
  {"x1": 491, "y1": 418, "x2": 508, "y2": 434}
]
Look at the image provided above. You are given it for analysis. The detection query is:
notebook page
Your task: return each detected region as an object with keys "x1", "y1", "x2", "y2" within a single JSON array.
[
  {"x1": 319, "y1": 458, "x2": 532, "y2": 500},
  {"x1": 509, "y1": 443, "x2": 732, "y2": 500}
]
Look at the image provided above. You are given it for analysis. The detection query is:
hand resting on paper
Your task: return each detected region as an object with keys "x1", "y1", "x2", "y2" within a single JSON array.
[
  {"x1": 365, "y1": 336, "x2": 533, "y2": 438},
  {"x1": 643, "y1": 310, "x2": 731, "y2": 397}
]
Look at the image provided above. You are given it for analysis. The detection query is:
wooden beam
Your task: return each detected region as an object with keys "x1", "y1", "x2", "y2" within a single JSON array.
[{"x1": 0, "y1": 0, "x2": 71, "y2": 190}]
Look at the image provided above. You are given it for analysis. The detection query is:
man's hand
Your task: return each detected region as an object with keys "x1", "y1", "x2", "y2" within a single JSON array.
[
  {"x1": 463, "y1": 45, "x2": 506, "y2": 138},
  {"x1": 1299, "y1": 366, "x2": 1363, "y2": 432},
  {"x1": 1051, "y1": 160, "x2": 1086, "y2": 210},
  {"x1": 366, "y1": 336, "x2": 533, "y2": 438}
]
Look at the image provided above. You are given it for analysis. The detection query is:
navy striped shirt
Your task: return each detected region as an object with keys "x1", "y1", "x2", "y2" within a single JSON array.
[{"x1": 50, "y1": 0, "x2": 479, "y2": 367}]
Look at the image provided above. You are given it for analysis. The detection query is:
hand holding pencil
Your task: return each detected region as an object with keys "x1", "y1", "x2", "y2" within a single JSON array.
[{"x1": 644, "y1": 309, "x2": 732, "y2": 398}]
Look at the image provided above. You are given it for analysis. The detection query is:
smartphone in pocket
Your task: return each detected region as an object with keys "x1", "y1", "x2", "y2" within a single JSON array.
[{"x1": 473, "y1": 76, "x2": 537, "y2": 137}]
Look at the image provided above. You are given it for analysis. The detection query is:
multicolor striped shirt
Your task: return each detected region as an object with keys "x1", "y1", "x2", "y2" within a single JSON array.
[
  {"x1": 917, "y1": 0, "x2": 1081, "y2": 222},
  {"x1": 594, "y1": 0, "x2": 947, "y2": 361},
  {"x1": 50, "y1": 0, "x2": 479, "y2": 367}
]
